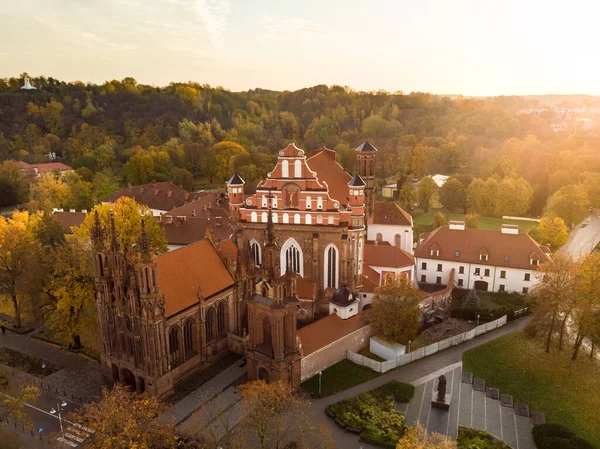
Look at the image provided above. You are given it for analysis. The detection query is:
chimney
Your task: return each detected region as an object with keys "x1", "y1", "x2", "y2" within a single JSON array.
[
  {"x1": 501, "y1": 224, "x2": 519, "y2": 235},
  {"x1": 449, "y1": 221, "x2": 465, "y2": 230},
  {"x1": 374, "y1": 240, "x2": 379, "y2": 247},
  {"x1": 192, "y1": 209, "x2": 196, "y2": 217}
]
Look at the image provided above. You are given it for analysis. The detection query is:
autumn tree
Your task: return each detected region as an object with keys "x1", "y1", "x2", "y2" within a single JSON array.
[
  {"x1": 74, "y1": 197, "x2": 168, "y2": 257},
  {"x1": 411, "y1": 144, "x2": 431, "y2": 178},
  {"x1": 72, "y1": 384, "x2": 179, "y2": 449},
  {"x1": 467, "y1": 178, "x2": 498, "y2": 217},
  {"x1": 536, "y1": 215, "x2": 568, "y2": 251},
  {"x1": 398, "y1": 183, "x2": 416, "y2": 209},
  {"x1": 123, "y1": 150, "x2": 155, "y2": 185},
  {"x1": 572, "y1": 253, "x2": 600, "y2": 360},
  {"x1": 41, "y1": 235, "x2": 95, "y2": 349},
  {"x1": 417, "y1": 176, "x2": 436, "y2": 212},
  {"x1": 371, "y1": 276, "x2": 421, "y2": 344},
  {"x1": 546, "y1": 184, "x2": 589, "y2": 228},
  {"x1": 494, "y1": 177, "x2": 533, "y2": 217},
  {"x1": 529, "y1": 254, "x2": 578, "y2": 353},
  {"x1": 439, "y1": 178, "x2": 466, "y2": 212},
  {"x1": 465, "y1": 213, "x2": 480, "y2": 229},
  {"x1": 28, "y1": 173, "x2": 70, "y2": 212},
  {"x1": 396, "y1": 423, "x2": 457, "y2": 449},
  {"x1": 433, "y1": 211, "x2": 448, "y2": 228},
  {"x1": 213, "y1": 141, "x2": 248, "y2": 182},
  {"x1": 0, "y1": 211, "x2": 41, "y2": 327},
  {"x1": 0, "y1": 161, "x2": 30, "y2": 208},
  {"x1": 172, "y1": 167, "x2": 194, "y2": 191},
  {"x1": 232, "y1": 380, "x2": 335, "y2": 449}
]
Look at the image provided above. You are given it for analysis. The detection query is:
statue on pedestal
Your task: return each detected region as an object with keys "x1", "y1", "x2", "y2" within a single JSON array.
[{"x1": 437, "y1": 374, "x2": 447, "y2": 402}]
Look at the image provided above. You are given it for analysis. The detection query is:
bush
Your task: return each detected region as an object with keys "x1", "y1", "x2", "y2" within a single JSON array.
[
  {"x1": 374, "y1": 380, "x2": 415, "y2": 402},
  {"x1": 532, "y1": 424, "x2": 594, "y2": 449},
  {"x1": 457, "y1": 426, "x2": 511, "y2": 448}
]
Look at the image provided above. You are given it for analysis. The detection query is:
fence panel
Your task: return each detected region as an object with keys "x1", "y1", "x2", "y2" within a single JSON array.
[
  {"x1": 475, "y1": 323, "x2": 488, "y2": 336},
  {"x1": 364, "y1": 358, "x2": 382, "y2": 372},
  {"x1": 486, "y1": 320, "x2": 498, "y2": 332},
  {"x1": 381, "y1": 360, "x2": 396, "y2": 373},
  {"x1": 346, "y1": 351, "x2": 364, "y2": 365},
  {"x1": 438, "y1": 337, "x2": 453, "y2": 351},
  {"x1": 424, "y1": 343, "x2": 439, "y2": 357},
  {"x1": 464, "y1": 329, "x2": 476, "y2": 341},
  {"x1": 452, "y1": 333, "x2": 465, "y2": 346},
  {"x1": 396, "y1": 353, "x2": 411, "y2": 367},
  {"x1": 498, "y1": 315, "x2": 508, "y2": 326},
  {"x1": 412, "y1": 347, "x2": 425, "y2": 361}
]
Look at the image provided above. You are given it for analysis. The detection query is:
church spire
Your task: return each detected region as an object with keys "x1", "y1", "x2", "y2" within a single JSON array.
[
  {"x1": 138, "y1": 218, "x2": 153, "y2": 260},
  {"x1": 109, "y1": 213, "x2": 120, "y2": 252},
  {"x1": 91, "y1": 210, "x2": 106, "y2": 249}
]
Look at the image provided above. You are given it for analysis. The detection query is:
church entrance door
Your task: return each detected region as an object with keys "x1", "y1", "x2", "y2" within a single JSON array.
[{"x1": 258, "y1": 367, "x2": 270, "y2": 383}]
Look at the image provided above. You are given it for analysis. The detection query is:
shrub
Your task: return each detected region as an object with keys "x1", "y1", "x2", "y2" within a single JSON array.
[
  {"x1": 374, "y1": 380, "x2": 415, "y2": 402},
  {"x1": 532, "y1": 424, "x2": 594, "y2": 449}
]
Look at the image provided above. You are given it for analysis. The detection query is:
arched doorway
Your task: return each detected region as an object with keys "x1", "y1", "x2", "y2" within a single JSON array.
[
  {"x1": 121, "y1": 368, "x2": 136, "y2": 390},
  {"x1": 258, "y1": 367, "x2": 270, "y2": 383},
  {"x1": 111, "y1": 364, "x2": 120, "y2": 383},
  {"x1": 136, "y1": 377, "x2": 145, "y2": 394},
  {"x1": 474, "y1": 280, "x2": 488, "y2": 291}
]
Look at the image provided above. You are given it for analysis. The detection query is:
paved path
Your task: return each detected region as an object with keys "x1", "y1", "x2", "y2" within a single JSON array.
[
  {"x1": 169, "y1": 357, "x2": 246, "y2": 426},
  {"x1": 310, "y1": 317, "x2": 530, "y2": 449},
  {"x1": 559, "y1": 212, "x2": 600, "y2": 257}
]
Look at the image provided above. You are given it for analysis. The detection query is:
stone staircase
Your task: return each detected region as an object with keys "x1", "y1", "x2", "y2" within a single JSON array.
[{"x1": 401, "y1": 366, "x2": 542, "y2": 449}]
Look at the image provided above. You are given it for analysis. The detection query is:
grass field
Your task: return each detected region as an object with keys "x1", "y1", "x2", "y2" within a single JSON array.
[
  {"x1": 463, "y1": 332, "x2": 600, "y2": 448},
  {"x1": 301, "y1": 359, "x2": 381, "y2": 398},
  {"x1": 412, "y1": 209, "x2": 539, "y2": 234}
]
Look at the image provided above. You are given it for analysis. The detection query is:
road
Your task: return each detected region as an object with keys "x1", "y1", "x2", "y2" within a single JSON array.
[{"x1": 559, "y1": 212, "x2": 600, "y2": 258}]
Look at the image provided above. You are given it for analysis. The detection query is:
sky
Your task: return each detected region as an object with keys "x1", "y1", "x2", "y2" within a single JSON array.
[{"x1": 1, "y1": 0, "x2": 599, "y2": 96}]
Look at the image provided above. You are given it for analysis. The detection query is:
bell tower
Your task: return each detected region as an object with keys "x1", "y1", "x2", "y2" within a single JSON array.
[
  {"x1": 355, "y1": 141, "x2": 378, "y2": 221},
  {"x1": 227, "y1": 173, "x2": 245, "y2": 222}
]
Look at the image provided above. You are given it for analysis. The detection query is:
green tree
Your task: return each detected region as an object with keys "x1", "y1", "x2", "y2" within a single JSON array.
[
  {"x1": 417, "y1": 176, "x2": 436, "y2": 212},
  {"x1": 213, "y1": 141, "x2": 248, "y2": 182},
  {"x1": 123, "y1": 150, "x2": 155, "y2": 185},
  {"x1": 411, "y1": 144, "x2": 431, "y2": 178},
  {"x1": 465, "y1": 213, "x2": 480, "y2": 229},
  {"x1": 0, "y1": 161, "x2": 30, "y2": 208},
  {"x1": 371, "y1": 276, "x2": 421, "y2": 345},
  {"x1": 433, "y1": 211, "x2": 448, "y2": 228},
  {"x1": 546, "y1": 184, "x2": 589, "y2": 228},
  {"x1": 582, "y1": 172, "x2": 600, "y2": 208},
  {"x1": 537, "y1": 215, "x2": 568, "y2": 251},
  {"x1": 439, "y1": 178, "x2": 467, "y2": 212},
  {"x1": 398, "y1": 184, "x2": 416, "y2": 209},
  {"x1": 172, "y1": 167, "x2": 194, "y2": 191},
  {"x1": 28, "y1": 173, "x2": 70, "y2": 212}
]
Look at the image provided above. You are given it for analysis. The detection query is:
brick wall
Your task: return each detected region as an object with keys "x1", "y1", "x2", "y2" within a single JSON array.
[{"x1": 300, "y1": 324, "x2": 374, "y2": 381}]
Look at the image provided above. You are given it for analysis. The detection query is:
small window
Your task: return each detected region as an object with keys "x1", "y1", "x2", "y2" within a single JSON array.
[
  {"x1": 306, "y1": 196, "x2": 311, "y2": 209},
  {"x1": 459, "y1": 266, "x2": 465, "y2": 274},
  {"x1": 457, "y1": 279, "x2": 464, "y2": 287},
  {"x1": 480, "y1": 254, "x2": 488, "y2": 261},
  {"x1": 436, "y1": 276, "x2": 442, "y2": 284},
  {"x1": 522, "y1": 287, "x2": 529, "y2": 294},
  {"x1": 328, "y1": 215, "x2": 334, "y2": 225},
  {"x1": 499, "y1": 284, "x2": 506, "y2": 292},
  {"x1": 524, "y1": 273, "x2": 531, "y2": 281},
  {"x1": 430, "y1": 250, "x2": 439, "y2": 257},
  {"x1": 455, "y1": 251, "x2": 460, "y2": 257},
  {"x1": 349, "y1": 308, "x2": 353, "y2": 312},
  {"x1": 500, "y1": 270, "x2": 506, "y2": 279},
  {"x1": 474, "y1": 268, "x2": 481, "y2": 275},
  {"x1": 504, "y1": 256, "x2": 509, "y2": 263},
  {"x1": 317, "y1": 197, "x2": 323, "y2": 210},
  {"x1": 420, "y1": 275, "x2": 426, "y2": 282},
  {"x1": 421, "y1": 262, "x2": 427, "y2": 270},
  {"x1": 531, "y1": 259, "x2": 539, "y2": 266},
  {"x1": 437, "y1": 264, "x2": 442, "y2": 272},
  {"x1": 484, "y1": 268, "x2": 490, "y2": 277}
]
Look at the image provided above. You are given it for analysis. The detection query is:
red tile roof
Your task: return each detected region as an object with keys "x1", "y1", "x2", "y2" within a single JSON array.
[
  {"x1": 372, "y1": 202, "x2": 412, "y2": 226},
  {"x1": 296, "y1": 277, "x2": 316, "y2": 300},
  {"x1": 156, "y1": 239, "x2": 235, "y2": 317},
  {"x1": 363, "y1": 241, "x2": 415, "y2": 268},
  {"x1": 53, "y1": 211, "x2": 86, "y2": 234},
  {"x1": 306, "y1": 149, "x2": 352, "y2": 206},
  {"x1": 216, "y1": 239, "x2": 238, "y2": 261},
  {"x1": 362, "y1": 265, "x2": 381, "y2": 293},
  {"x1": 20, "y1": 161, "x2": 72, "y2": 173},
  {"x1": 103, "y1": 182, "x2": 203, "y2": 212},
  {"x1": 297, "y1": 312, "x2": 369, "y2": 356},
  {"x1": 160, "y1": 214, "x2": 231, "y2": 246},
  {"x1": 414, "y1": 226, "x2": 551, "y2": 270}
]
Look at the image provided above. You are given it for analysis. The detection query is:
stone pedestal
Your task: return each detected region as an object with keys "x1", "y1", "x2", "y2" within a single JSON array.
[{"x1": 431, "y1": 394, "x2": 452, "y2": 410}]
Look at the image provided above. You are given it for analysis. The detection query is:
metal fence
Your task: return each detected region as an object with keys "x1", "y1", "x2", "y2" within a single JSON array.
[{"x1": 347, "y1": 315, "x2": 509, "y2": 373}]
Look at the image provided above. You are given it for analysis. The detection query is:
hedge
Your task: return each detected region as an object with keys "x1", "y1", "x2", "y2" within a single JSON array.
[{"x1": 532, "y1": 424, "x2": 594, "y2": 449}]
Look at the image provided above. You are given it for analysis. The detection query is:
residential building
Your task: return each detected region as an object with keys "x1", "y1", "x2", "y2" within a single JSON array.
[{"x1": 19, "y1": 161, "x2": 73, "y2": 177}]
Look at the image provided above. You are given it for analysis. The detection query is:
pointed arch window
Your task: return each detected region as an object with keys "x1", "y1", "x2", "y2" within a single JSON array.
[
  {"x1": 324, "y1": 244, "x2": 339, "y2": 288},
  {"x1": 281, "y1": 238, "x2": 303, "y2": 276},
  {"x1": 206, "y1": 307, "x2": 216, "y2": 343},
  {"x1": 262, "y1": 316, "x2": 272, "y2": 351},
  {"x1": 169, "y1": 326, "x2": 183, "y2": 366},
  {"x1": 183, "y1": 319, "x2": 197, "y2": 358},
  {"x1": 217, "y1": 301, "x2": 227, "y2": 336},
  {"x1": 250, "y1": 240, "x2": 261, "y2": 266}
]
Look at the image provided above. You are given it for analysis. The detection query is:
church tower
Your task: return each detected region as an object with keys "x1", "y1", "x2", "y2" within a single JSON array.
[
  {"x1": 355, "y1": 141, "x2": 378, "y2": 221},
  {"x1": 227, "y1": 173, "x2": 245, "y2": 222}
]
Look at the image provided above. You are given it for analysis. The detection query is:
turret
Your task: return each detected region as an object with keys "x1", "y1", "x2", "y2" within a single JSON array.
[
  {"x1": 347, "y1": 174, "x2": 366, "y2": 229},
  {"x1": 227, "y1": 173, "x2": 245, "y2": 209},
  {"x1": 355, "y1": 141, "x2": 377, "y2": 220}
]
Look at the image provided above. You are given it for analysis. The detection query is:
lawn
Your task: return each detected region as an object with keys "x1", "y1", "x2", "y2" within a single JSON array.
[
  {"x1": 463, "y1": 332, "x2": 600, "y2": 448},
  {"x1": 327, "y1": 380, "x2": 414, "y2": 448},
  {"x1": 0, "y1": 347, "x2": 62, "y2": 377},
  {"x1": 412, "y1": 209, "x2": 539, "y2": 234},
  {"x1": 301, "y1": 359, "x2": 381, "y2": 398}
]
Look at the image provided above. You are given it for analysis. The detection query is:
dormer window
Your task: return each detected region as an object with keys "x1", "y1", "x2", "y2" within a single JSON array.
[
  {"x1": 480, "y1": 254, "x2": 488, "y2": 261},
  {"x1": 455, "y1": 251, "x2": 460, "y2": 257},
  {"x1": 431, "y1": 250, "x2": 439, "y2": 257},
  {"x1": 530, "y1": 259, "x2": 539, "y2": 266},
  {"x1": 504, "y1": 256, "x2": 509, "y2": 263}
]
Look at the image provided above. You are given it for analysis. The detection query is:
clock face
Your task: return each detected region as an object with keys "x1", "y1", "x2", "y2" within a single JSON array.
[{"x1": 246, "y1": 198, "x2": 252, "y2": 205}]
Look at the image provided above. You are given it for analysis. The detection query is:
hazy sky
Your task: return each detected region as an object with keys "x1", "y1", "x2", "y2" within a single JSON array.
[{"x1": 1, "y1": 0, "x2": 598, "y2": 95}]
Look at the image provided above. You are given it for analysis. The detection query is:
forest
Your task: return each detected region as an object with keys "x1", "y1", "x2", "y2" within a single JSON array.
[{"x1": 0, "y1": 74, "x2": 599, "y2": 224}]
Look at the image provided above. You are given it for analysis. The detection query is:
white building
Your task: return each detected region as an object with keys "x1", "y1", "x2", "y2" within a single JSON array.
[
  {"x1": 367, "y1": 202, "x2": 414, "y2": 254},
  {"x1": 431, "y1": 174, "x2": 449, "y2": 188},
  {"x1": 414, "y1": 222, "x2": 551, "y2": 294}
]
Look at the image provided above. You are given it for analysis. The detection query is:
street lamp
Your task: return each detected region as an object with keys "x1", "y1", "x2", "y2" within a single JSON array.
[
  {"x1": 50, "y1": 400, "x2": 68, "y2": 436},
  {"x1": 476, "y1": 314, "x2": 481, "y2": 327},
  {"x1": 407, "y1": 340, "x2": 411, "y2": 353},
  {"x1": 318, "y1": 371, "x2": 322, "y2": 397}
]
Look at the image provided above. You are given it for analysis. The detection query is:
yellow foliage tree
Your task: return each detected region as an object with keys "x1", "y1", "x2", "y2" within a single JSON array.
[
  {"x1": 537, "y1": 214, "x2": 568, "y2": 251},
  {"x1": 28, "y1": 173, "x2": 70, "y2": 212},
  {"x1": 396, "y1": 423, "x2": 457, "y2": 449}
]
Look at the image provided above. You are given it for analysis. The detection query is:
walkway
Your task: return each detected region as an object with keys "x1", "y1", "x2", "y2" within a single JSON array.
[
  {"x1": 310, "y1": 317, "x2": 530, "y2": 449},
  {"x1": 559, "y1": 212, "x2": 600, "y2": 257}
]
